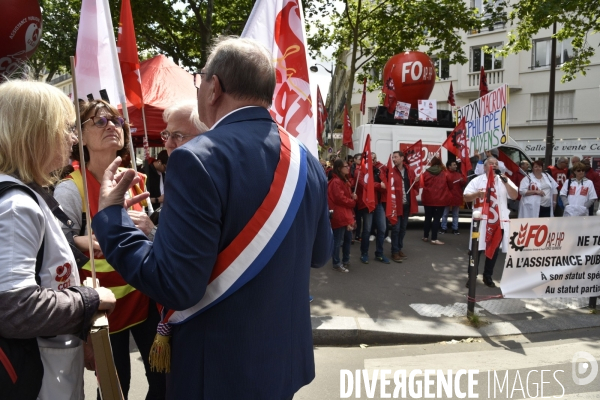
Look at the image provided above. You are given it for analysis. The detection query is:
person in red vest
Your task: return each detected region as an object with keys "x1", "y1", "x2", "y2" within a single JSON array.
[
  {"x1": 421, "y1": 157, "x2": 451, "y2": 245},
  {"x1": 328, "y1": 159, "x2": 357, "y2": 272},
  {"x1": 389, "y1": 151, "x2": 419, "y2": 262},
  {"x1": 582, "y1": 158, "x2": 600, "y2": 215}
]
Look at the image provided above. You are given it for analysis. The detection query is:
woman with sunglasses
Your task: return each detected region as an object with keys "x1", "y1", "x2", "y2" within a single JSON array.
[
  {"x1": 0, "y1": 81, "x2": 116, "y2": 399},
  {"x1": 560, "y1": 162, "x2": 598, "y2": 217},
  {"x1": 54, "y1": 100, "x2": 165, "y2": 399}
]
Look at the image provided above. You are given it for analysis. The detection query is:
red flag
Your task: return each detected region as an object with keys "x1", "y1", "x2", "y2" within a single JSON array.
[
  {"x1": 343, "y1": 104, "x2": 354, "y2": 150},
  {"x1": 448, "y1": 81, "x2": 455, "y2": 107},
  {"x1": 497, "y1": 149, "x2": 521, "y2": 181},
  {"x1": 385, "y1": 155, "x2": 398, "y2": 225},
  {"x1": 479, "y1": 66, "x2": 489, "y2": 98},
  {"x1": 360, "y1": 78, "x2": 367, "y2": 115},
  {"x1": 360, "y1": 134, "x2": 376, "y2": 212},
  {"x1": 242, "y1": 0, "x2": 317, "y2": 157},
  {"x1": 442, "y1": 117, "x2": 471, "y2": 177},
  {"x1": 481, "y1": 166, "x2": 502, "y2": 259},
  {"x1": 117, "y1": 0, "x2": 143, "y2": 109},
  {"x1": 403, "y1": 140, "x2": 423, "y2": 177},
  {"x1": 382, "y1": 65, "x2": 397, "y2": 114},
  {"x1": 316, "y1": 86, "x2": 327, "y2": 147}
]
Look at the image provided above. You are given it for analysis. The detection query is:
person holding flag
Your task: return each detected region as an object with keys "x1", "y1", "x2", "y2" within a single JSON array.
[
  {"x1": 389, "y1": 151, "x2": 419, "y2": 262},
  {"x1": 354, "y1": 137, "x2": 389, "y2": 264},
  {"x1": 463, "y1": 157, "x2": 517, "y2": 288},
  {"x1": 440, "y1": 160, "x2": 466, "y2": 235}
]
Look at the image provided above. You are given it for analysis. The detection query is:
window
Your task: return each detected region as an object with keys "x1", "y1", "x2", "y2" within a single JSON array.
[
  {"x1": 471, "y1": 44, "x2": 503, "y2": 72},
  {"x1": 432, "y1": 58, "x2": 450, "y2": 79},
  {"x1": 530, "y1": 91, "x2": 575, "y2": 121},
  {"x1": 470, "y1": 0, "x2": 506, "y2": 29},
  {"x1": 437, "y1": 102, "x2": 451, "y2": 111},
  {"x1": 532, "y1": 38, "x2": 574, "y2": 68},
  {"x1": 368, "y1": 107, "x2": 377, "y2": 123}
]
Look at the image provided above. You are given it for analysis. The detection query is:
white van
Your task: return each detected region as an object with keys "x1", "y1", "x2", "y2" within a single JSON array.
[{"x1": 350, "y1": 122, "x2": 533, "y2": 214}]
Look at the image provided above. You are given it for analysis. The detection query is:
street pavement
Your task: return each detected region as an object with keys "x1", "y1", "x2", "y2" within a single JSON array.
[{"x1": 310, "y1": 216, "x2": 600, "y2": 345}]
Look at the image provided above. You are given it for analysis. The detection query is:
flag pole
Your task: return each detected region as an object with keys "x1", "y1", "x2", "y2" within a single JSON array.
[
  {"x1": 407, "y1": 145, "x2": 443, "y2": 194},
  {"x1": 70, "y1": 57, "x2": 96, "y2": 288},
  {"x1": 141, "y1": 106, "x2": 150, "y2": 158},
  {"x1": 354, "y1": 171, "x2": 360, "y2": 193},
  {"x1": 101, "y1": 0, "x2": 137, "y2": 170}
]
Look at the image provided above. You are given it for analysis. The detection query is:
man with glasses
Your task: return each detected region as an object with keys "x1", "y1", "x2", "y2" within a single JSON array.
[
  {"x1": 160, "y1": 100, "x2": 208, "y2": 156},
  {"x1": 92, "y1": 37, "x2": 332, "y2": 400}
]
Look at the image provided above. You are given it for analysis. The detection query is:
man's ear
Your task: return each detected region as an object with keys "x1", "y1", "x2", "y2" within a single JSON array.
[{"x1": 208, "y1": 75, "x2": 225, "y2": 105}]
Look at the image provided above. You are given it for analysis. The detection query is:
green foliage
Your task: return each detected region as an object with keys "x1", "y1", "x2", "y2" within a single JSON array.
[
  {"x1": 304, "y1": 0, "x2": 481, "y2": 112},
  {"x1": 30, "y1": 0, "x2": 256, "y2": 81},
  {"x1": 497, "y1": 0, "x2": 600, "y2": 82}
]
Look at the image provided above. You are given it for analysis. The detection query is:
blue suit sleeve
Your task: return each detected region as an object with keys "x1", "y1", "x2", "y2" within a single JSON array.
[
  {"x1": 92, "y1": 148, "x2": 221, "y2": 310},
  {"x1": 307, "y1": 156, "x2": 333, "y2": 269}
]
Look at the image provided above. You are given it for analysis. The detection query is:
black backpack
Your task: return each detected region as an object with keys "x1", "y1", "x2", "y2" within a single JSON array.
[{"x1": 0, "y1": 181, "x2": 45, "y2": 399}]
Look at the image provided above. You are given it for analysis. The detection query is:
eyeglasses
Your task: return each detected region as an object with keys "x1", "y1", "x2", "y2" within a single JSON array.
[
  {"x1": 82, "y1": 116, "x2": 125, "y2": 128},
  {"x1": 160, "y1": 130, "x2": 200, "y2": 143},
  {"x1": 574, "y1": 169, "x2": 584, "y2": 172},
  {"x1": 193, "y1": 70, "x2": 226, "y2": 93}
]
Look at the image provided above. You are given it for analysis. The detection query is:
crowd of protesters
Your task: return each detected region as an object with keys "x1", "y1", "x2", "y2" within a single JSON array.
[{"x1": 322, "y1": 149, "x2": 600, "y2": 275}]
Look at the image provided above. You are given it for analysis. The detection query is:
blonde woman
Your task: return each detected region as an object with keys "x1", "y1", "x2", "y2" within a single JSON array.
[{"x1": 0, "y1": 80, "x2": 115, "y2": 399}]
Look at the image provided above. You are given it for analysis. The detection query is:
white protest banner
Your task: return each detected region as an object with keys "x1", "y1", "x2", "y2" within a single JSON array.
[
  {"x1": 456, "y1": 84, "x2": 508, "y2": 156},
  {"x1": 418, "y1": 99, "x2": 437, "y2": 121},
  {"x1": 501, "y1": 217, "x2": 600, "y2": 298},
  {"x1": 394, "y1": 101, "x2": 410, "y2": 120}
]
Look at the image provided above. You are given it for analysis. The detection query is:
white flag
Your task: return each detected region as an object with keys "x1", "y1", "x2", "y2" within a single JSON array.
[
  {"x1": 242, "y1": 0, "x2": 317, "y2": 157},
  {"x1": 75, "y1": 0, "x2": 125, "y2": 107}
]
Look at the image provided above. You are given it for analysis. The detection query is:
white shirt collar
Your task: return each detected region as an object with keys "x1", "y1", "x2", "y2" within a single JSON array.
[{"x1": 210, "y1": 106, "x2": 263, "y2": 130}]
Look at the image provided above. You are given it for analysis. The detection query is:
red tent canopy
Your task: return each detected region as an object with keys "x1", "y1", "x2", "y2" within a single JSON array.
[{"x1": 122, "y1": 54, "x2": 197, "y2": 147}]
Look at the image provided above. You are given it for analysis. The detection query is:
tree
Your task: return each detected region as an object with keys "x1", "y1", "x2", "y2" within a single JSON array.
[
  {"x1": 496, "y1": 0, "x2": 600, "y2": 82},
  {"x1": 305, "y1": 0, "x2": 482, "y2": 117},
  {"x1": 30, "y1": 0, "x2": 256, "y2": 81}
]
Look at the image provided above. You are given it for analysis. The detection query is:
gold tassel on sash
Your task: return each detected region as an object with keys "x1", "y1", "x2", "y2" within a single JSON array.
[{"x1": 149, "y1": 333, "x2": 171, "y2": 373}]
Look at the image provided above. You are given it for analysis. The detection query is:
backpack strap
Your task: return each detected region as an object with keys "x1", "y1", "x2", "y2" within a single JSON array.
[{"x1": 0, "y1": 182, "x2": 44, "y2": 285}]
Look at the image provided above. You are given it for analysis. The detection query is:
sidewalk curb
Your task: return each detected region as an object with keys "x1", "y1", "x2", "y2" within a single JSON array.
[{"x1": 311, "y1": 313, "x2": 600, "y2": 345}]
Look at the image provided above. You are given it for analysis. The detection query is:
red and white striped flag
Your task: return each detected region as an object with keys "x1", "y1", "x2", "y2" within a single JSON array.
[
  {"x1": 117, "y1": 0, "x2": 143, "y2": 110},
  {"x1": 75, "y1": 0, "x2": 125, "y2": 106},
  {"x1": 242, "y1": 0, "x2": 317, "y2": 157},
  {"x1": 360, "y1": 134, "x2": 375, "y2": 212}
]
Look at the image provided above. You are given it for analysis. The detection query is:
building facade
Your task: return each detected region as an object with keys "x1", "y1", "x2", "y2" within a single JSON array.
[{"x1": 336, "y1": 16, "x2": 600, "y2": 167}]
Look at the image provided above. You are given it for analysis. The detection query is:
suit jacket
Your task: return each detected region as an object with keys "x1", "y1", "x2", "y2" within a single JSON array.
[{"x1": 92, "y1": 107, "x2": 333, "y2": 399}]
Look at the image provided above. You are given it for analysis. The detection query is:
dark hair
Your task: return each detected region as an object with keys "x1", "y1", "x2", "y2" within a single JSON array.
[
  {"x1": 446, "y1": 160, "x2": 457, "y2": 169},
  {"x1": 394, "y1": 151, "x2": 404, "y2": 157},
  {"x1": 430, "y1": 156, "x2": 443, "y2": 167},
  {"x1": 333, "y1": 159, "x2": 348, "y2": 181},
  {"x1": 354, "y1": 154, "x2": 362, "y2": 160},
  {"x1": 157, "y1": 149, "x2": 169, "y2": 165},
  {"x1": 72, "y1": 100, "x2": 130, "y2": 163},
  {"x1": 532, "y1": 159, "x2": 544, "y2": 168}
]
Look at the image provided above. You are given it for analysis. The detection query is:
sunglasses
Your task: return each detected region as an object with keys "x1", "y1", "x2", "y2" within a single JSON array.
[{"x1": 82, "y1": 116, "x2": 125, "y2": 128}]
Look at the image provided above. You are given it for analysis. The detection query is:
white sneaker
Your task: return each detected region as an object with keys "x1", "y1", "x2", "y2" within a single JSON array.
[
  {"x1": 385, "y1": 236, "x2": 392, "y2": 243},
  {"x1": 369, "y1": 235, "x2": 375, "y2": 242}
]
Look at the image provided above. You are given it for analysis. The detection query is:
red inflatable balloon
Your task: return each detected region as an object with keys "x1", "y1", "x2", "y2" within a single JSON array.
[
  {"x1": 383, "y1": 51, "x2": 435, "y2": 109},
  {"x1": 0, "y1": 0, "x2": 42, "y2": 76}
]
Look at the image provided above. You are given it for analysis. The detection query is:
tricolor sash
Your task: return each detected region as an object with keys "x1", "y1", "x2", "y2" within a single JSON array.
[{"x1": 160, "y1": 125, "x2": 307, "y2": 326}]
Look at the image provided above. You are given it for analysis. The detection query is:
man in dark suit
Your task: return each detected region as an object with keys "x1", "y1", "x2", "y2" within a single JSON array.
[{"x1": 92, "y1": 37, "x2": 332, "y2": 399}]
